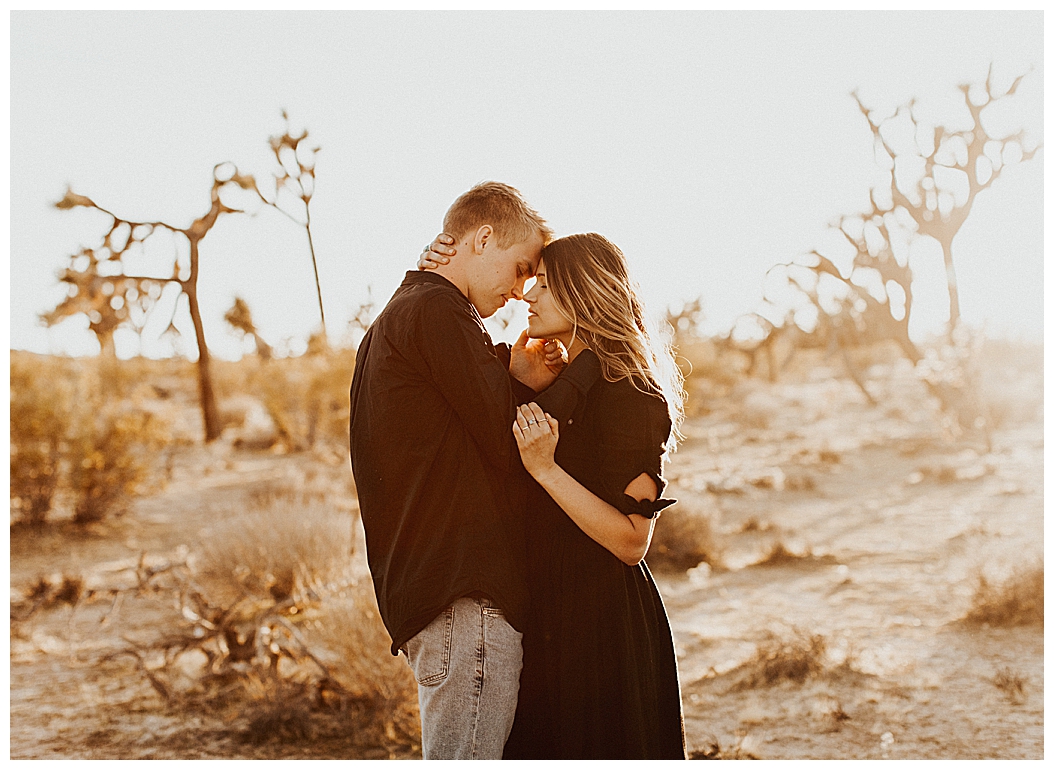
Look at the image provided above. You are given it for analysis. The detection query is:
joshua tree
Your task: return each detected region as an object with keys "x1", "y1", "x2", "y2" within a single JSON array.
[
  {"x1": 232, "y1": 112, "x2": 326, "y2": 339},
  {"x1": 852, "y1": 66, "x2": 1040, "y2": 336},
  {"x1": 49, "y1": 165, "x2": 255, "y2": 442},
  {"x1": 224, "y1": 296, "x2": 273, "y2": 360}
]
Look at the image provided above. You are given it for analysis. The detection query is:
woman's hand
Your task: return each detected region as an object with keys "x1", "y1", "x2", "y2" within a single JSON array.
[
  {"x1": 418, "y1": 233, "x2": 457, "y2": 270},
  {"x1": 513, "y1": 403, "x2": 559, "y2": 481}
]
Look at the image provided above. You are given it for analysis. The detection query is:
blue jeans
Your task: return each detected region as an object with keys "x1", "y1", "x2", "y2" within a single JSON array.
[{"x1": 402, "y1": 596, "x2": 523, "y2": 759}]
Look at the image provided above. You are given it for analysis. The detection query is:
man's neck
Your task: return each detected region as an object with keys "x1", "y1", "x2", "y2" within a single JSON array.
[{"x1": 431, "y1": 263, "x2": 469, "y2": 298}]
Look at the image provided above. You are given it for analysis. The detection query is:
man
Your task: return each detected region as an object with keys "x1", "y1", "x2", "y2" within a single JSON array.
[{"x1": 349, "y1": 182, "x2": 599, "y2": 759}]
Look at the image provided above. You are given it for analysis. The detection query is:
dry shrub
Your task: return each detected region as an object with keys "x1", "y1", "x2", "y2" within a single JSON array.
[
  {"x1": 732, "y1": 631, "x2": 828, "y2": 690},
  {"x1": 992, "y1": 666, "x2": 1027, "y2": 705},
  {"x1": 11, "y1": 352, "x2": 166, "y2": 526},
  {"x1": 10, "y1": 355, "x2": 75, "y2": 525},
  {"x1": 194, "y1": 486, "x2": 353, "y2": 604},
  {"x1": 302, "y1": 584, "x2": 421, "y2": 749},
  {"x1": 963, "y1": 562, "x2": 1043, "y2": 627},
  {"x1": 753, "y1": 541, "x2": 833, "y2": 568},
  {"x1": 689, "y1": 733, "x2": 761, "y2": 760},
  {"x1": 67, "y1": 408, "x2": 165, "y2": 524},
  {"x1": 972, "y1": 339, "x2": 1042, "y2": 430},
  {"x1": 177, "y1": 487, "x2": 418, "y2": 754},
  {"x1": 248, "y1": 347, "x2": 357, "y2": 451},
  {"x1": 12, "y1": 573, "x2": 86, "y2": 619},
  {"x1": 648, "y1": 501, "x2": 722, "y2": 572}
]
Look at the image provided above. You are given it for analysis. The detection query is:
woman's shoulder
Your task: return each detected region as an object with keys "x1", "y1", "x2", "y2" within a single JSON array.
[{"x1": 592, "y1": 375, "x2": 671, "y2": 433}]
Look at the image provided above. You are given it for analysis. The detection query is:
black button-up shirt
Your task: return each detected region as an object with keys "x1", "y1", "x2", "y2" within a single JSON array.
[{"x1": 349, "y1": 271, "x2": 600, "y2": 654}]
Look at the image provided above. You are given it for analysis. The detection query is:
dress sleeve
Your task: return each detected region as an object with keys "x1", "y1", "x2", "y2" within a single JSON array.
[
  {"x1": 595, "y1": 381, "x2": 675, "y2": 520},
  {"x1": 530, "y1": 349, "x2": 603, "y2": 422}
]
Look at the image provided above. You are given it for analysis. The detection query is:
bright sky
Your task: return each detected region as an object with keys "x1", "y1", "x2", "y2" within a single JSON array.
[{"x1": 9, "y1": 10, "x2": 1044, "y2": 360}]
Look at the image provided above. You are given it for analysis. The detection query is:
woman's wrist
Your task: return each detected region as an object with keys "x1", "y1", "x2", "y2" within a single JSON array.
[{"x1": 530, "y1": 462, "x2": 563, "y2": 489}]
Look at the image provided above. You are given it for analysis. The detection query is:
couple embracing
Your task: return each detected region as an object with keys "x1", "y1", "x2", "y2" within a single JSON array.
[{"x1": 349, "y1": 182, "x2": 686, "y2": 760}]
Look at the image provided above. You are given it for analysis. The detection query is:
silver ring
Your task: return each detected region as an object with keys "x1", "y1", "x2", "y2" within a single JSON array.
[{"x1": 527, "y1": 420, "x2": 536, "y2": 426}]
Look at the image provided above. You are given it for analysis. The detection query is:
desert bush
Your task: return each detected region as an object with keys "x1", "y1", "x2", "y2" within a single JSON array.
[
  {"x1": 247, "y1": 347, "x2": 356, "y2": 451},
  {"x1": 689, "y1": 733, "x2": 762, "y2": 760},
  {"x1": 972, "y1": 338, "x2": 1043, "y2": 430},
  {"x1": 647, "y1": 500, "x2": 722, "y2": 572},
  {"x1": 10, "y1": 355, "x2": 75, "y2": 525},
  {"x1": 753, "y1": 541, "x2": 833, "y2": 568},
  {"x1": 67, "y1": 408, "x2": 165, "y2": 524},
  {"x1": 963, "y1": 562, "x2": 1043, "y2": 627},
  {"x1": 11, "y1": 352, "x2": 170, "y2": 526},
  {"x1": 732, "y1": 631, "x2": 828, "y2": 690},
  {"x1": 992, "y1": 666, "x2": 1027, "y2": 705},
  {"x1": 301, "y1": 583, "x2": 420, "y2": 749},
  {"x1": 194, "y1": 485, "x2": 353, "y2": 604},
  {"x1": 117, "y1": 486, "x2": 417, "y2": 755}
]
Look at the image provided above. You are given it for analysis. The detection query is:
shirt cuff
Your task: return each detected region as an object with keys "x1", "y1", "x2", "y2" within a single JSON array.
[{"x1": 617, "y1": 495, "x2": 676, "y2": 520}]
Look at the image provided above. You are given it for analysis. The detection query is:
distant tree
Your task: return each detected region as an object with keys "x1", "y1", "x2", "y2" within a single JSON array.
[
  {"x1": 852, "y1": 66, "x2": 1040, "y2": 336},
  {"x1": 231, "y1": 112, "x2": 326, "y2": 340},
  {"x1": 224, "y1": 296, "x2": 273, "y2": 360},
  {"x1": 42, "y1": 244, "x2": 165, "y2": 358},
  {"x1": 756, "y1": 68, "x2": 1040, "y2": 438},
  {"x1": 764, "y1": 68, "x2": 1038, "y2": 365},
  {"x1": 49, "y1": 164, "x2": 255, "y2": 442}
]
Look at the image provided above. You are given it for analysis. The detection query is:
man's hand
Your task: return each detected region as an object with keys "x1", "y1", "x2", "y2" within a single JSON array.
[
  {"x1": 418, "y1": 233, "x2": 456, "y2": 270},
  {"x1": 509, "y1": 330, "x2": 566, "y2": 392}
]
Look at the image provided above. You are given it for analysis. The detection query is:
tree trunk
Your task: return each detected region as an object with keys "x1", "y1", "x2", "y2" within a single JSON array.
[
  {"x1": 185, "y1": 238, "x2": 222, "y2": 442},
  {"x1": 941, "y1": 238, "x2": 961, "y2": 337}
]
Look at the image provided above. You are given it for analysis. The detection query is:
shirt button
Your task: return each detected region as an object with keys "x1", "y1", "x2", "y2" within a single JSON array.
[{"x1": 568, "y1": 418, "x2": 573, "y2": 424}]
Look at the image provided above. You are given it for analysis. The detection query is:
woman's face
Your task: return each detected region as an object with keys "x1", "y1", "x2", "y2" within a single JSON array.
[{"x1": 524, "y1": 259, "x2": 574, "y2": 343}]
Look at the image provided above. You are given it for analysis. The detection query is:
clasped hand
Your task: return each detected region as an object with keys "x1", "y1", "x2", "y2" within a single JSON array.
[{"x1": 513, "y1": 403, "x2": 559, "y2": 481}]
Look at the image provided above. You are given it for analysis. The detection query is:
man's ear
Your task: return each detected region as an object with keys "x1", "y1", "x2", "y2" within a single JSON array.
[{"x1": 471, "y1": 225, "x2": 493, "y2": 255}]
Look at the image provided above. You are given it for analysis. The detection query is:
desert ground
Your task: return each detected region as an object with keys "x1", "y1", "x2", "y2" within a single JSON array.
[{"x1": 9, "y1": 345, "x2": 1043, "y2": 759}]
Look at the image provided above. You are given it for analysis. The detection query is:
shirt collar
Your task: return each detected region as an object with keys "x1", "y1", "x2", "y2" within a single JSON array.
[{"x1": 401, "y1": 270, "x2": 462, "y2": 294}]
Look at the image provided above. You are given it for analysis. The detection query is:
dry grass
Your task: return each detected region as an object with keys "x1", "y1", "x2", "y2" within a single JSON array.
[
  {"x1": 10, "y1": 354, "x2": 76, "y2": 525},
  {"x1": 731, "y1": 631, "x2": 829, "y2": 690},
  {"x1": 992, "y1": 666, "x2": 1027, "y2": 705},
  {"x1": 648, "y1": 502, "x2": 723, "y2": 572},
  {"x1": 689, "y1": 733, "x2": 762, "y2": 759},
  {"x1": 67, "y1": 408, "x2": 166, "y2": 524},
  {"x1": 193, "y1": 485, "x2": 354, "y2": 604},
  {"x1": 235, "y1": 347, "x2": 357, "y2": 451},
  {"x1": 300, "y1": 584, "x2": 420, "y2": 748},
  {"x1": 123, "y1": 483, "x2": 421, "y2": 755},
  {"x1": 753, "y1": 541, "x2": 834, "y2": 568},
  {"x1": 10, "y1": 351, "x2": 167, "y2": 526},
  {"x1": 963, "y1": 562, "x2": 1043, "y2": 627}
]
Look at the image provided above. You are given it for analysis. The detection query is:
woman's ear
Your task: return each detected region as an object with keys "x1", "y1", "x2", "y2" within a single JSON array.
[{"x1": 472, "y1": 224, "x2": 493, "y2": 255}]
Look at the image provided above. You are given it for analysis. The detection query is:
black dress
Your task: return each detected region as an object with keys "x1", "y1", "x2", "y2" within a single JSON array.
[{"x1": 504, "y1": 354, "x2": 687, "y2": 759}]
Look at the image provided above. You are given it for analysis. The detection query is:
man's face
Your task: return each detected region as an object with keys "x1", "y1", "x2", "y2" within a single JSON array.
[{"x1": 467, "y1": 231, "x2": 544, "y2": 318}]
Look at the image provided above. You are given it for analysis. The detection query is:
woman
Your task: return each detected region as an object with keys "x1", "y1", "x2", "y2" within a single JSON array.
[{"x1": 422, "y1": 232, "x2": 686, "y2": 759}]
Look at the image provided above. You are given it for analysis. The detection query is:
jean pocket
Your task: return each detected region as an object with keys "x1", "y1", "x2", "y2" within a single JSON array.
[{"x1": 404, "y1": 607, "x2": 454, "y2": 686}]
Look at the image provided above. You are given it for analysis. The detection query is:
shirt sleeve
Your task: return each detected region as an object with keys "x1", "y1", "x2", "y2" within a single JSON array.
[
  {"x1": 594, "y1": 382, "x2": 676, "y2": 519},
  {"x1": 413, "y1": 293, "x2": 518, "y2": 474}
]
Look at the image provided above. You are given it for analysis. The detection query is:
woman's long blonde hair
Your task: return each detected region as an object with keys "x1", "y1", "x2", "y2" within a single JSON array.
[{"x1": 541, "y1": 233, "x2": 684, "y2": 449}]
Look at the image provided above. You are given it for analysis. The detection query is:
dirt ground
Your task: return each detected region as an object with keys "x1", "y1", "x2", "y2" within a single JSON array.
[{"x1": 8, "y1": 356, "x2": 1044, "y2": 759}]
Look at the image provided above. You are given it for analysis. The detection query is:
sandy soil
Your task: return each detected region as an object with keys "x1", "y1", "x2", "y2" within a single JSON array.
[{"x1": 9, "y1": 359, "x2": 1043, "y2": 759}]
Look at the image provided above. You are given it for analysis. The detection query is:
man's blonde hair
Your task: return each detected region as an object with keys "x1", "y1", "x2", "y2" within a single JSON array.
[{"x1": 443, "y1": 182, "x2": 554, "y2": 248}]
